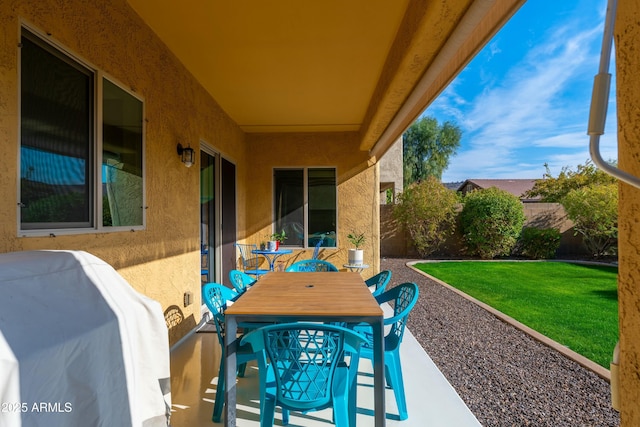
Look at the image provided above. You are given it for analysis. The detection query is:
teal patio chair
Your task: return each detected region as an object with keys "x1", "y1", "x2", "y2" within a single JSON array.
[
  {"x1": 355, "y1": 282, "x2": 419, "y2": 421},
  {"x1": 285, "y1": 259, "x2": 338, "y2": 272},
  {"x1": 235, "y1": 243, "x2": 269, "y2": 278},
  {"x1": 365, "y1": 270, "x2": 392, "y2": 297},
  {"x1": 311, "y1": 235, "x2": 325, "y2": 260},
  {"x1": 241, "y1": 322, "x2": 365, "y2": 427},
  {"x1": 202, "y1": 283, "x2": 262, "y2": 423},
  {"x1": 229, "y1": 269, "x2": 256, "y2": 294}
]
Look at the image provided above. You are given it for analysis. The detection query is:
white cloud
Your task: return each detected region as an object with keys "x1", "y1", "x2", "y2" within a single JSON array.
[
  {"x1": 488, "y1": 41, "x2": 502, "y2": 58},
  {"x1": 443, "y1": 130, "x2": 618, "y2": 182},
  {"x1": 465, "y1": 27, "x2": 599, "y2": 142},
  {"x1": 437, "y1": 8, "x2": 616, "y2": 183}
]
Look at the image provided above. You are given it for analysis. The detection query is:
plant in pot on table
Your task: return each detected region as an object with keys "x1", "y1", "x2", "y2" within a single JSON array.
[
  {"x1": 268, "y1": 230, "x2": 287, "y2": 251},
  {"x1": 347, "y1": 232, "x2": 365, "y2": 265}
]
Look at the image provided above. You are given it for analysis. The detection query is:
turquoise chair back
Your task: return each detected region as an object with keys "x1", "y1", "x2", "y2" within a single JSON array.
[
  {"x1": 383, "y1": 282, "x2": 419, "y2": 348},
  {"x1": 286, "y1": 259, "x2": 338, "y2": 272},
  {"x1": 202, "y1": 283, "x2": 238, "y2": 336},
  {"x1": 241, "y1": 322, "x2": 364, "y2": 426},
  {"x1": 311, "y1": 235, "x2": 324, "y2": 260},
  {"x1": 229, "y1": 269, "x2": 256, "y2": 294},
  {"x1": 201, "y1": 283, "x2": 256, "y2": 423},
  {"x1": 365, "y1": 270, "x2": 392, "y2": 297},
  {"x1": 358, "y1": 282, "x2": 419, "y2": 421}
]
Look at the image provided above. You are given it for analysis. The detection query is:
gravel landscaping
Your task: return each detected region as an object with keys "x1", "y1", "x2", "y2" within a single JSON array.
[{"x1": 381, "y1": 257, "x2": 620, "y2": 427}]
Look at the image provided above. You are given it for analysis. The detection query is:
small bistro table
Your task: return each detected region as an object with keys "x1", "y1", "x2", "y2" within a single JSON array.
[
  {"x1": 223, "y1": 272, "x2": 386, "y2": 426},
  {"x1": 251, "y1": 248, "x2": 293, "y2": 271},
  {"x1": 343, "y1": 263, "x2": 370, "y2": 273}
]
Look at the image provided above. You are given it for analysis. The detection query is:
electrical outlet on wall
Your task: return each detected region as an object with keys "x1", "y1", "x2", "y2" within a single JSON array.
[{"x1": 183, "y1": 291, "x2": 192, "y2": 307}]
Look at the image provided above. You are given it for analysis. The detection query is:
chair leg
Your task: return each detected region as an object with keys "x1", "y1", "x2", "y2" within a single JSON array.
[
  {"x1": 333, "y1": 398, "x2": 350, "y2": 427},
  {"x1": 331, "y1": 363, "x2": 350, "y2": 427},
  {"x1": 212, "y1": 357, "x2": 225, "y2": 423},
  {"x1": 212, "y1": 356, "x2": 248, "y2": 422},
  {"x1": 260, "y1": 398, "x2": 276, "y2": 427},
  {"x1": 238, "y1": 362, "x2": 247, "y2": 377},
  {"x1": 385, "y1": 352, "x2": 408, "y2": 420},
  {"x1": 348, "y1": 354, "x2": 360, "y2": 426}
]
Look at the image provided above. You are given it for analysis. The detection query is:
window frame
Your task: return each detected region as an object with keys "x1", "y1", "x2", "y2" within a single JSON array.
[
  {"x1": 18, "y1": 25, "x2": 146, "y2": 236},
  {"x1": 272, "y1": 167, "x2": 337, "y2": 249}
]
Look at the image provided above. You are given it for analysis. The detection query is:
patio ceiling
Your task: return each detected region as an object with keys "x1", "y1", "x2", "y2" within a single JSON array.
[{"x1": 126, "y1": 0, "x2": 525, "y2": 157}]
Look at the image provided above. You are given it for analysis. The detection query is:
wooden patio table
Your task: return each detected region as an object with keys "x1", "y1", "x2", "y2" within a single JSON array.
[{"x1": 223, "y1": 271, "x2": 385, "y2": 426}]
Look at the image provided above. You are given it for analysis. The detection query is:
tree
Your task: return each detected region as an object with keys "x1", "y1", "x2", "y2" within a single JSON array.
[
  {"x1": 393, "y1": 176, "x2": 459, "y2": 257},
  {"x1": 460, "y1": 187, "x2": 525, "y2": 259},
  {"x1": 525, "y1": 160, "x2": 617, "y2": 202},
  {"x1": 525, "y1": 160, "x2": 618, "y2": 258},
  {"x1": 563, "y1": 183, "x2": 618, "y2": 258},
  {"x1": 403, "y1": 116, "x2": 461, "y2": 186}
]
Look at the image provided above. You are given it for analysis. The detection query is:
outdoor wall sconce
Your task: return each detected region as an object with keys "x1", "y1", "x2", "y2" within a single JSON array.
[{"x1": 177, "y1": 143, "x2": 194, "y2": 168}]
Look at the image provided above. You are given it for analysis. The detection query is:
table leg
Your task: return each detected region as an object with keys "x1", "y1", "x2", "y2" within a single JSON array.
[
  {"x1": 265, "y1": 254, "x2": 275, "y2": 271},
  {"x1": 372, "y1": 317, "x2": 386, "y2": 426},
  {"x1": 224, "y1": 316, "x2": 238, "y2": 426}
]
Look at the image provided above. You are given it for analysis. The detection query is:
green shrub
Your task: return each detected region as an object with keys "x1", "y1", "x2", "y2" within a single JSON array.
[
  {"x1": 460, "y1": 187, "x2": 525, "y2": 259},
  {"x1": 518, "y1": 227, "x2": 561, "y2": 259},
  {"x1": 393, "y1": 176, "x2": 459, "y2": 257},
  {"x1": 562, "y1": 183, "x2": 618, "y2": 258}
]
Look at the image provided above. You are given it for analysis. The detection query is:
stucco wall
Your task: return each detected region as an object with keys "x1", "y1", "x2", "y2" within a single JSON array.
[
  {"x1": 615, "y1": 1, "x2": 640, "y2": 424},
  {"x1": 0, "y1": 0, "x2": 383, "y2": 347},
  {"x1": 244, "y1": 132, "x2": 380, "y2": 275},
  {"x1": 0, "y1": 0, "x2": 247, "y2": 344},
  {"x1": 379, "y1": 136, "x2": 403, "y2": 204}
]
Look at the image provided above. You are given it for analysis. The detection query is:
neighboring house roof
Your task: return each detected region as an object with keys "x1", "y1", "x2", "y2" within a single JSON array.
[
  {"x1": 443, "y1": 181, "x2": 464, "y2": 191},
  {"x1": 457, "y1": 179, "x2": 540, "y2": 201}
]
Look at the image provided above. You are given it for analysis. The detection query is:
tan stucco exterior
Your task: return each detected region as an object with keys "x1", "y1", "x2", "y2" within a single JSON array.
[
  {"x1": 379, "y1": 136, "x2": 404, "y2": 204},
  {"x1": 2, "y1": 0, "x2": 246, "y2": 340},
  {"x1": 243, "y1": 132, "x2": 380, "y2": 271},
  {"x1": 0, "y1": 0, "x2": 381, "y2": 344},
  {"x1": 615, "y1": 1, "x2": 640, "y2": 424}
]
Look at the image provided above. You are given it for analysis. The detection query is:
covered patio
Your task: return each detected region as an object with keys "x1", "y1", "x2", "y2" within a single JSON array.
[
  {"x1": 169, "y1": 258, "x2": 619, "y2": 426},
  {"x1": 169, "y1": 294, "x2": 480, "y2": 427}
]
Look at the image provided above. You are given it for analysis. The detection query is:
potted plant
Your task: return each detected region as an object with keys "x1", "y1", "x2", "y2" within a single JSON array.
[
  {"x1": 259, "y1": 233, "x2": 272, "y2": 250},
  {"x1": 269, "y1": 230, "x2": 287, "y2": 251},
  {"x1": 347, "y1": 231, "x2": 365, "y2": 265}
]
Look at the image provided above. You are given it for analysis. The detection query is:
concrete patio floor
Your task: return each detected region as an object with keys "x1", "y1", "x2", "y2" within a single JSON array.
[{"x1": 168, "y1": 311, "x2": 481, "y2": 427}]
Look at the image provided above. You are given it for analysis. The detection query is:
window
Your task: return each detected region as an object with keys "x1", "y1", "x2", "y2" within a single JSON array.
[
  {"x1": 274, "y1": 168, "x2": 336, "y2": 248},
  {"x1": 102, "y1": 80, "x2": 144, "y2": 227},
  {"x1": 19, "y1": 28, "x2": 144, "y2": 233}
]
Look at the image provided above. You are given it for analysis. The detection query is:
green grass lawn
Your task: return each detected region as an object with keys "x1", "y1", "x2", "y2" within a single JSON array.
[{"x1": 414, "y1": 261, "x2": 618, "y2": 368}]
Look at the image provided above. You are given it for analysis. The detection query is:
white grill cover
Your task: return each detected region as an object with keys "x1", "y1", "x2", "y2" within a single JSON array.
[{"x1": 0, "y1": 250, "x2": 171, "y2": 427}]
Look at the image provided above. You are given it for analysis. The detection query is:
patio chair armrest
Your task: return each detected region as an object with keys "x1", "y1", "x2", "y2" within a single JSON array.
[
  {"x1": 374, "y1": 291, "x2": 395, "y2": 305},
  {"x1": 383, "y1": 312, "x2": 408, "y2": 326}
]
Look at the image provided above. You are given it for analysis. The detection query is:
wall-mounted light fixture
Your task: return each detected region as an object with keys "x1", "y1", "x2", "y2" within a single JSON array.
[{"x1": 177, "y1": 143, "x2": 195, "y2": 168}]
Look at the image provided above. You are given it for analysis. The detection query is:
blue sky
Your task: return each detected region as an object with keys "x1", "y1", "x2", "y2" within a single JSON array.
[{"x1": 423, "y1": 0, "x2": 617, "y2": 183}]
